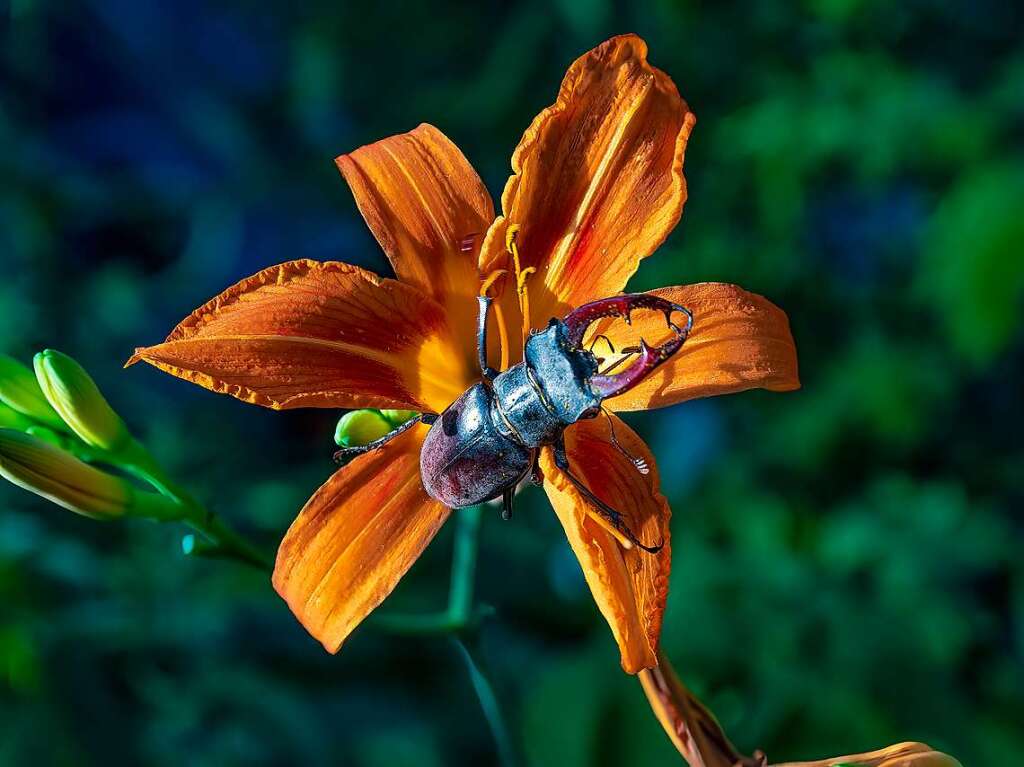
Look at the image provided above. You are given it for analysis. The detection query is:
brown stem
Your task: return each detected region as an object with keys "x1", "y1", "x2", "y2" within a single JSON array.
[
  {"x1": 639, "y1": 650, "x2": 960, "y2": 767},
  {"x1": 638, "y1": 649, "x2": 766, "y2": 767}
]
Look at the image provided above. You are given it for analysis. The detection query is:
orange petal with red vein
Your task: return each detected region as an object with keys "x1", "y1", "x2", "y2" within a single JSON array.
[
  {"x1": 272, "y1": 423, "x2": 449, "y2": 653},
  {"x1": 128, "y1": 260, "x2": 473, "y2": 414},
  {"x1": 593, "y1": 283, "x2": 800, "y2": 412},
  {"x1": 337, "y1": 123, "x2": 495, "y2": 364},
  {"x1": 540, "y1": 413, "x2": 670, "y2": 674},
  {"x1": 480, "y1": 33, "x2": 696, "y2": 349}
]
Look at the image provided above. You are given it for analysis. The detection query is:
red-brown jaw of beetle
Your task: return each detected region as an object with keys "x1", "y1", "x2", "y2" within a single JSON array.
[{"x1": 562, "y1": 294, "x2": 694, "y2": 401}]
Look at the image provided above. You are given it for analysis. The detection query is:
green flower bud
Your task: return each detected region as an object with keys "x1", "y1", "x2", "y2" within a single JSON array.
[
  {"x1": 33, "y1": 350, "x2": 130, "y2": 451},
  {"x1": 0, "y1": 401, "x2": 35, "y2": 431},
  {"x1": 380, "y1": 409, "x2": 417, "y2": 426},
  {"x1": 0, "y1": 429, "x2": 132, "y2": 519},
  {"x1": 334, "y1": 409, "x2": 393, "y2": 447},
  {"x1": 0, "y1": 354, "x2": 65, "y2": 430}
]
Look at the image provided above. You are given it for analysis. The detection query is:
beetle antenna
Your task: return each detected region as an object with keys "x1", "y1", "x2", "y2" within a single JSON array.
[{"x1": 602, "y1": 408, "x2": 650, "y2": 475}]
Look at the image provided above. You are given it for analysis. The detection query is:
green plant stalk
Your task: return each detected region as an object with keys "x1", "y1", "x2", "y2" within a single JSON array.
[
  {"x1": 372, "y1": 504, "x2": 519, "y2": 767},
  {"x1": 117, "y1": 441, "x2": 272, "y2": 570},
  {"x1": 455, "y1": 636, "x2": 521, "y2": 767},
  {"x1": 60, "y1": 433, "x2": 271, "y2": 570},
  {"x1": 448, "y1": 504, "x2": 482, "y2": 623}
]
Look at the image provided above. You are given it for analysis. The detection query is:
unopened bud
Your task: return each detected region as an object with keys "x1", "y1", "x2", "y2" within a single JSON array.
[
  {"x1": 33, "y1": 350, "x2": 130, "y2": 451},
  {"x1": 334, "y1": 409, "x2": 393, "y2": 447},
  {"x1": 381, "y1": 409, "x2": 417, "y2": 426},
  {"x1": 0, "y1": 401, "x2": 34, "y2": 431},
  {"x1": 0, "y1": 354, "x2": 65, "y2": 430},
  {"x1": 0, "y1": 429, "x2": 131, "y2": 519},
  {"x1": 24, "y1": 425, "x2": 65, "y2": 448}
]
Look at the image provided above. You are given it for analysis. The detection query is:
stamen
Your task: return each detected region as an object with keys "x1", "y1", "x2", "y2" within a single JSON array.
[
  {"x1": 479, "y1": 269, "x2": 511, "y2": 372},
  {"x1": 479, "y1": 269, "x2": 507, "y2": 297},
  {"x1": 505, "y1": 225, "x2": 535, "y2": 342},
  {"x1": 599, "y1": 347, "x2": 641, "y2": 376},
  {"x1": 588, "y1": 334, "x2": 616, "y2": 356},
  {"x1": 493, "y1": 303, "x2": 510, "y2": 371}
]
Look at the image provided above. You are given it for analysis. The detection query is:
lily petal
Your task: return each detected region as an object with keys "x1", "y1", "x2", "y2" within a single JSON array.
[
  {"x1": 129, "y1": 260, "x2": 472, "y2": 414},
  {"x1": 771, "y1": 742, "x2": 962, "y2": 767},
  {"x1": 540, "y1": 413, "x2": 670, "y2": 673},
  {"x1": 272, "y1": 423, "x2": 449, "y2": 653},
  {"x1": 593, "y1": 283, "x2": 800, "y2": 412},
  {"x1": 480, "y1": 33, "x2": 696, "y2": 348},
  {"x1": 337, "y1": 123, "x2": 495, "y2": 363}
]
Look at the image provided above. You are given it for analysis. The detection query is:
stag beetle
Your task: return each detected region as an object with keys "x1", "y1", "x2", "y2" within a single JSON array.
[{"x1": 334, "y1": 293, "x2": 693, "y2": 552}]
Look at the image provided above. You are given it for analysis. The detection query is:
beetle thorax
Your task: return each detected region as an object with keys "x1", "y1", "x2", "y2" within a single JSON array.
[{"x1": 489, "y1": 320, "x2": 602, "y2": 449}]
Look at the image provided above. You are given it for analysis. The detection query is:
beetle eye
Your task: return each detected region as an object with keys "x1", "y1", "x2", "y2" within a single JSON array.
[{"x1": 581, "y1": 407, "x2": 600, "y2": 420}]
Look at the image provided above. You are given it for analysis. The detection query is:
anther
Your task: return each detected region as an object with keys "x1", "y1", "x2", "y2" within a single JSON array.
[
  {"x1": 479, "y1": 269, "x2": 508, "y2": 297},
  {"x1": 517, "y1": 266, "x2": 536, "y2": 294},
  {"x1": 504, "y1": 223, "x2": 533, "y2": 340},
  {"x1": 504, "y1": 224, "x2": 520, "y2": 252}
]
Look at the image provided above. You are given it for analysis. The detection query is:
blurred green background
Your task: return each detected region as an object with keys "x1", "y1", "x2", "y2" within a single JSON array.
[{"x1": 2, "y1": 1, "x2": 1022, "y2": 765}]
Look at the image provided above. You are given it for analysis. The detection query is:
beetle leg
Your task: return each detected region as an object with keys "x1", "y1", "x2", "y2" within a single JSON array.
[
  {"x1": 529, "y1": 449, "x2": 544, "y2": 485},
  {"x1": 602, "y1": 408, "x2": 650, "y2": 475},
  {"x1": 332, "y1": 413, "x2": 433, "y2": 463},
  {"x1": 551, "y1": 439, "x2": 663, "y2": 554},
  {"x1": 479, "y1": 269, "x2": 510, "y2": 372},
  {"x1": 501, "y1": 487, "x2": 514, "y2": 521},
  {"x1": 476, "y1": 295, "x2": 499, "y2": 381}
]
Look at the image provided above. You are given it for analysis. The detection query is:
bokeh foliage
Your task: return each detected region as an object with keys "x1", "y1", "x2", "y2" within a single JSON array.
[{"x1": 2, "y1": 1, "x2": 1022, "y2": 765}]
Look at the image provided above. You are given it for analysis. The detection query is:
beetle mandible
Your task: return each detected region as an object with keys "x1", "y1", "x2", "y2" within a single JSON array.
[{"x1": 334, "y1": 291, "x2": 693, "y2": 552}]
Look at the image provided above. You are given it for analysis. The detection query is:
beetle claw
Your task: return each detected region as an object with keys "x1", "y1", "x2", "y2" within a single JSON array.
[{"x1": 562, "y1": 294, "x2": 694, "y2": 400}]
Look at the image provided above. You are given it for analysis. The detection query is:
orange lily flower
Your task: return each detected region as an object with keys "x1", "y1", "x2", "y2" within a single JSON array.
[{"x1": 129, "y1": 34, "x2": 799, "y2": 673}]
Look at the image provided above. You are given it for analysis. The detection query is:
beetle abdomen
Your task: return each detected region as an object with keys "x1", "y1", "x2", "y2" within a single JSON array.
[{"x1": 420, "y1": 384, "x2": 531, "y2": 508}]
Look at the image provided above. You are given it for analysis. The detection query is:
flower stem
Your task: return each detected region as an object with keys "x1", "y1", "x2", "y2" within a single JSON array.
[
  {"x1": 180, "y1": 505, "x2": 272, "y2": 570},
  {"x1": 448, "y1": 504, "x2": 482, "y2": 623},
  {"x1": 65, "y1": 435, "x2": 273, "y2": 571},
  {"x1": 371, "y1": 504, "x2": 520, "y2": 766},
  {"x1": 450, "y1": 507, "x2": 521, "y2": 767},
  {"x1": 455, "y1": 636, "x2": 521, "y2": 767}
]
